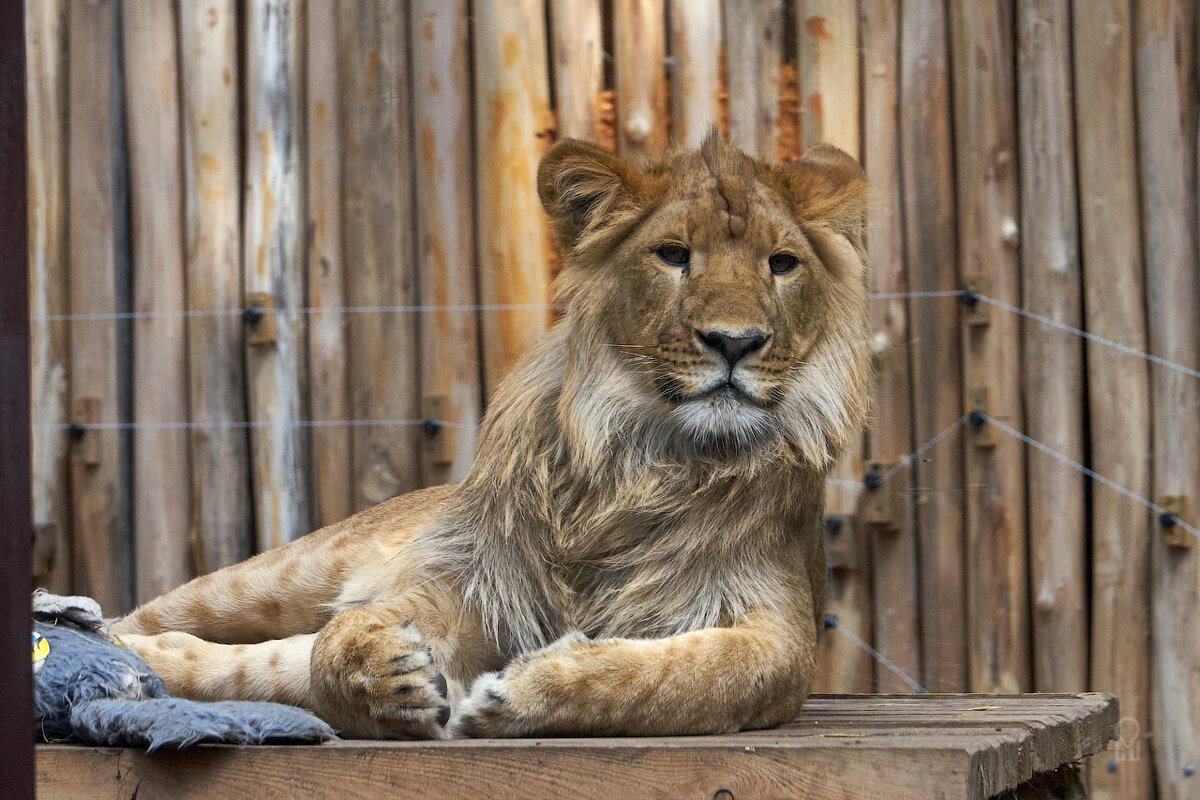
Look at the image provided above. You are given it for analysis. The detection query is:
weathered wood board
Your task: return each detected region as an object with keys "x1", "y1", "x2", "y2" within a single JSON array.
[
  {"x1": 180, "y1": 0, "x2": 253, "y2": 573},
  {"x1": 36, "y1": 694, "x2": 1117, "y2": 800}
]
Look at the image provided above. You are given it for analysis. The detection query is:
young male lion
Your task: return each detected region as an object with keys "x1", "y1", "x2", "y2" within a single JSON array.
[{"x1": 112, "y1": 133, "x2": 870, "y2": 739}]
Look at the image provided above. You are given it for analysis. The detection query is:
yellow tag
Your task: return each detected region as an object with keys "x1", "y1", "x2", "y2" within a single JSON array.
[{"x1": 32, "y1": 631, "x2": 50, "y2": 665}]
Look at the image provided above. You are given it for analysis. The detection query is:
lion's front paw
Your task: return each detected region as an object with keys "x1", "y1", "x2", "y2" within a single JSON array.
[
  {"x1": 452, "y1": 632, "x2": 591, "y2": 738},
  {"x1": 451, "y1": 671, "x2": 525, "y2": 737},
  {"x1": 311, "y1": 620, "x2": 451, "y2": 739}
]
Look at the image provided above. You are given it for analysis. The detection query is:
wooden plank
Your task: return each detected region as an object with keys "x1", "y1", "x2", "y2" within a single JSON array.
[
  {"x1": 796, "y1": 0, "x2": 869, "y2": 693},
  {"x1": 473, "y1": 0, "x2": 555, "y2": 391},
  {"x1": 899, "y1": 0, "x2": 966, "y2": 694},
  {"x1": 122, "y1": 0, "x2": 193, "y2": 601},
  {"x1": 35, "y1": 694, "x2": 1118, "y2": 800},
  {"x1": 723, "y1": 0, "x2": 783, "y2": 160},
  {"x1": 66, "y1": 0, "x2": 131, "y2": 612},
  {"x1": 796, "y1": 0, "x2": 859, "y2": 153},
  {"x1": 411, "y1": 1, "x2": 482, "y2": 485},
  {"x1": 180, "y1": 0, "x2": 253, "y2": 572},
  {"x1": 948, "y1": 0, "x2": 1030, "y2": 694},
  {"x1": 25, "y1": 0, "x2": 71, "y2": 593},
  {"x1": 1072, "y1": 2, "x2": 1153, "y2": 796},
  {"x1": 549, "y1": 0, "x2": 605, "y2": 144},
  {"x1": 1, "y1": 0, "x2": 33, "y2": 792},
  {"x1": 614, "y1": 0, "x2": 668, "y2": 158},
  {"x1": 1134, "y1": 1, "x2": 1200, "y2": 796},
  {"x1": 860, "y1": 0, "x2": 919, "y2": 694},
  {"x1": 338, "y1": 0, "x2": 421, "y2": 508},
  {"x1": 242, "y1": 0, "x2": 310, "y2": 550},
  {"x1": 669, "y1": 0, "x2": 721, "y2": 148},
  {"x1": 1015, "y1": 0, "x2": 1086, "y2": 695},
  {"x1": 304, "y1": 0, "x2": 352, "y2": 526}
]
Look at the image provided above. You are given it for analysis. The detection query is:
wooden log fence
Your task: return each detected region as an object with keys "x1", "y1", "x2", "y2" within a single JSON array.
[{"x1": 22, "y1": 4, "x2": 1200, "y2": 796}]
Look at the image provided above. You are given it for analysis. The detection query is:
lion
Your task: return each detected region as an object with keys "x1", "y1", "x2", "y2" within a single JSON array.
[{"x1": 111, "y1": 132, "x2": 870, "y2": 739}]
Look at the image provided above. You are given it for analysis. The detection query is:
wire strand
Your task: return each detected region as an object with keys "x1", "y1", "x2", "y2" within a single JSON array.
[
  {"x1": 974, "y1": 292, "x2": 1200, "y2": 381},
  {"x1": 984, "y1": 414, "x2": 1200, "y2": 542},
  {"x1": 827, "y1": 616, "x2": 928, "y2": 694}
]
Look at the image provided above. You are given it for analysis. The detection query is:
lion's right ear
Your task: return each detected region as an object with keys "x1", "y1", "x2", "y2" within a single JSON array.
[{"x1": 538, "y1": 140, "x2": 645, "y2": 249}]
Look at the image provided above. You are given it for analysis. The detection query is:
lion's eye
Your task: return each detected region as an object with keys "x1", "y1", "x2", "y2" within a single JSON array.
[
  {"x1": 655, "y1": 243, "x2": 691, "y2": 267},
  {"x1": 769, "y1": 252, "x2": 801, "y2": 275}
]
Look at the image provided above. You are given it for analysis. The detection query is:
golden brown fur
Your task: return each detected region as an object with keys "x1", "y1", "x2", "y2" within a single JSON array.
[{"x1": 112, "y1": 133, "x2": 870, "y2": 739}]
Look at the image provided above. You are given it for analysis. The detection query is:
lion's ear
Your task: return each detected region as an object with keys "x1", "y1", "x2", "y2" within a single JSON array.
[
  {"x1": 538, "y1": 140, "x2": 645, "y2": 249},
  {"x1": 779, "y1": 144, "x2": 867, "y2": 245}
]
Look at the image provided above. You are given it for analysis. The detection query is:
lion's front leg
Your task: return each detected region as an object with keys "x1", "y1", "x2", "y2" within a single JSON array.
[
  {"x1": 452, "y1": 609, "x2": 816, "y2": 737},
  {"x1": 308, "y1": 588, "x2": 496, "y2": 739}
]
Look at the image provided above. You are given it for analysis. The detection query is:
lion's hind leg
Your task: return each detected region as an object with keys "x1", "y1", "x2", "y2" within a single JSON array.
[
  {"x1": 120, "y1": 631, "x2": 317, "y2": 707},
  {"x1": 111, "y1": 529, "x2": 353, "y2": 644}
]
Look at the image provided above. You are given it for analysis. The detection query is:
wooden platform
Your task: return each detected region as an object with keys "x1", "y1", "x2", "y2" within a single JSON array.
[{"x1": 36, "y1": 693, "x2": 1117, "y2": 800}]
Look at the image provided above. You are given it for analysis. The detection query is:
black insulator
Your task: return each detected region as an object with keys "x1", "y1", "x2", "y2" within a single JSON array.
[
  {"x1": 824, "y1": 516, "x2": 844, "y2": 535},
  {"x1": 422, "y1": 419, "x2": 442, "y2": 437},
  {"x1": 823, "y1": 613, "x2": 838, "y2": 630},
  {"x1": 959, "y1": 289, "x2": 980, "y2": 307},
  {"x1": 863, "y1": 470, "x2": 883, "y2": 490},
  {"x1": 68, "y1": 423, "x2": 86, "y2": 441},
  {"x1": 968, "y1": 409, "x2": 988, "y2": 427},
  {"x1": 1160, "y1": 511, "x2": 1179, "y2": 529},
  {"x1": 242, "y1": 307, "x2": 263, "y2": 326}
]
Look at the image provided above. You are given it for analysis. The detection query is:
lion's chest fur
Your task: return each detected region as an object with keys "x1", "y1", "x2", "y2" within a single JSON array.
[{"x1": 538, "y1": 468, "x2": 815, "y2": 641}]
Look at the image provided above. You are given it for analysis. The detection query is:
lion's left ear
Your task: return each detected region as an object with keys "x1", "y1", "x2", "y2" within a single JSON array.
[
  {"x1": 777, "y1": 144, "x2": 867, "y2": 246},
  {"x1": 538, "y1": 140, "x2": 647, "y2": 250}
]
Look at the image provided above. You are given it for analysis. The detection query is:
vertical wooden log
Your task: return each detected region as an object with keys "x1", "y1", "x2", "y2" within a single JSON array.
[
  {"x1": 1135, "y1": 1, "x2": 1200, "y2": 795},
  {"x1": 243, "y1": 0, "x2": 310, "y2": 550},
  {"x1": 338, "y1": 1, "x2": 420, "y2": 509},
  {"x1": 180, "y1": 0, "x2": 253, "y2": 571},
  {"x1": 304, "y1": 0, "x2": 352, "y2": 525},
  {"x1": 900, "y1": 0, "x2": 966, "y2": 693},
  {"x1": 614, "y1": 0, "x2": 668, "y2": 158},
  {"x1": 814, "y1": 493, "x2": 873, "y2": 693},
  {"x1": 25, "y1": 0, "x2": 71, "y2": 593},
  {"x1": 411, "y1": 1, "x2": 481, "y2": 485},
  {"x1": 550, "y1": 0, "x2": 605, "y2": 143},
  {"x1": 797, "y1": 0, "x2": 869, "y2": 692},
  {"x1": 1073, "y1": 2, "x2": 1153, "y2": 796},
  {"x1": 123, "y1": 1, "x2": 192, "y2": 600},
  {"x1": 67, "y1": 0, "x2": 131, "y2": 611},
  {"x1": 723, "y1": 0, "x2": 783, "y2": 160},
  {"x1": 1015, "y1": 0, "x2": 1086, "y2": 694},
  {"x1": 860, "y1": 0, "x2": 920, "y2": 693},
  {"x1": 473, "y1": 0, "x2": 554, "y2": 391},
  {"x1": 796, "y1": 0, "x2": 859, "y2": 152},
  {"x1": 669, "y1": 0, "x2": 722, "y2": 148},
  {"x1": 949, "y1": 0, "x2": 1029, "y2": 694}
]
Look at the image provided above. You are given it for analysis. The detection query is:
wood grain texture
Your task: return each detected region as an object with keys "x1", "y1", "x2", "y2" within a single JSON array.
[
  {"x1": 550, "y1": 0, "x2": 605, "y2": 143},
  {"x1": 35, "y1": 694, "x2": 1118, "y2": 800},
  {"x1": 25, "y1": 0, "x2": 71, "y2": 594},
  {"x1": 797, "y1": 0, "x2": 868, "y2": 693},
  {"x1": 304, "y1": 0, "x2": 352, "y2": 526},
  {"x1": 180, "y1": 0, "x2": 253, "y2": 573},
  {"x1": 1015, "y1": 0, "x2": 1085, "y2": 694},
  {"x1": 473, "y1": 0, "x2": 554, "y2": 392},
  {"x1": 123, "y1": 0, "x2": 193, "y2": 601},
  {"x1": 796, "y1": 0, "x2": 860, "y2": 153},
  {"x1": 614, "y1": 0, "x2": 669, "y2": 158},
  {"x1": 669, "y1": 0, "x2": 722, "y2": 148},
  {"x1": 723, "y1": 0, "x2": 782, "y2": 160},
  {"x1": 1072, "y1": 2, "x2": 1152, "y2": 796},
  {"x1": 1135, "y1": 2, "x2": 1200, "y2": 797},
  {"x1": 242, "y1": 0, "x2": 311, "y2": 550},
  {"x1": 898, "y1": 0, "x2": 966, "y2": 694},
  {"x1": 66, "y1": 0, "x2": 131, "y2": 612},
  {"x1": 948, "y1": 0, "x2": 1030, "y2": 694},
  {"x1": 338, "y1": 0, "x2": 421, "y2": 509},
  {"x1": 860, "y1": 0, "x2": 920, "y2": 694},
  {"x1": 411, "y1": 0, "x2": 482, "y2": 484}
]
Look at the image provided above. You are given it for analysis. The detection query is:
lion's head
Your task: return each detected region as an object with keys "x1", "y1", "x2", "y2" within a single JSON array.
[{"x1": 538, "y1": 133, "x2": 870, "y2": 470}]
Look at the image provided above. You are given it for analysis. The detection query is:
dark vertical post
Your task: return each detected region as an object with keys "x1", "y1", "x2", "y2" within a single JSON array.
[{"x1": 0, "y1": 1, "x2": 34, "y2": 798}]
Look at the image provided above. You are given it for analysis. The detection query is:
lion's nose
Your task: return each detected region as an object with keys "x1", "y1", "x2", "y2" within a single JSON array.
[{"x1": 696, "y1": 328, "x2": 768, "y2": 367}]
